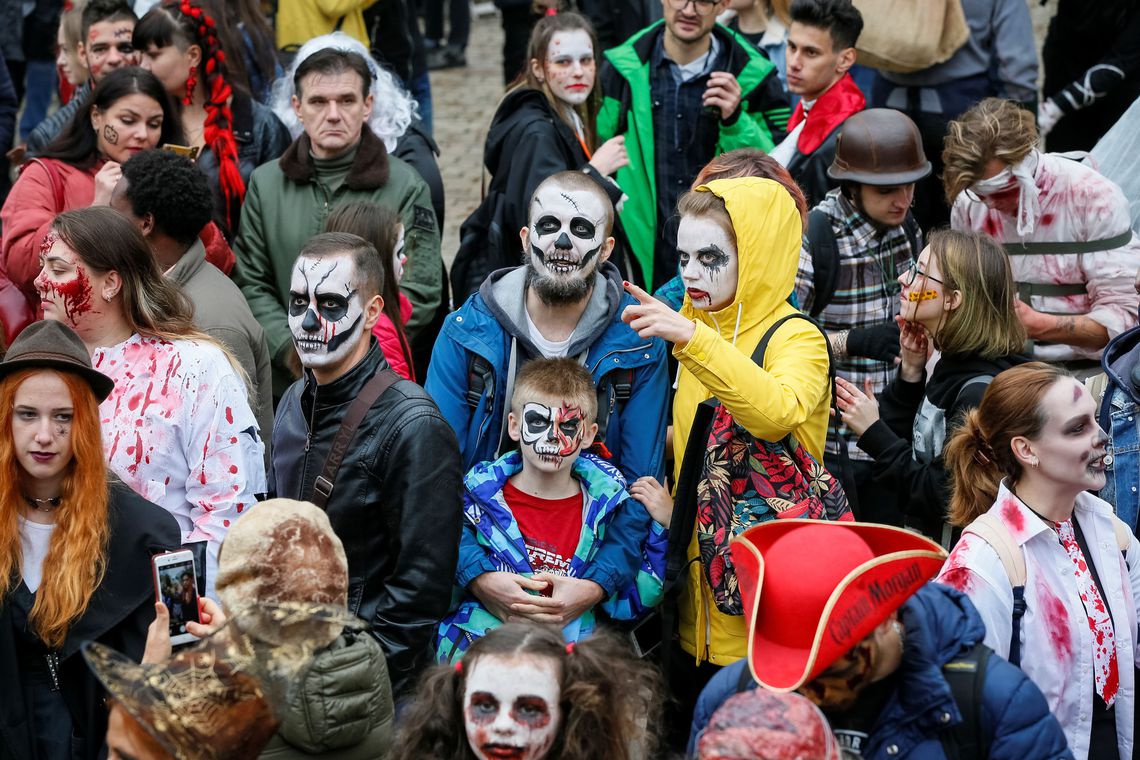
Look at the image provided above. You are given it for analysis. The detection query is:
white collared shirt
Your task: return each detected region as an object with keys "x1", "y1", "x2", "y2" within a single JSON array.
[{"x1": 937, "y1": 481, "x2": 1140, "y2": 759}]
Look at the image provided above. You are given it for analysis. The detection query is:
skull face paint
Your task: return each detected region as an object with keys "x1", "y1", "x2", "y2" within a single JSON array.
[
  {"x1": 288, "y1": 256, "x2": 366, "y2": 369},
  {"x1": 519, "y1": 401, "x2": 587, "y2": 471},
  {"x1": 464, "y1": 655, "x2": 561, "y2": 760},
  {"x1": 677, "y1": 216, "x2": 739, "y2": 311},
  {"x1": 526, "y1": 184, "x2": 609, "y2": 304}
]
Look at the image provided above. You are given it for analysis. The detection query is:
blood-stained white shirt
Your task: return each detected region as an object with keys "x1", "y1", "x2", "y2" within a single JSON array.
[
  {"x1": 937, "y1": 482, "x2": 1140, "y2": 759},
  {"x1": 951, "y1": 152, "x2": 1140, "y2": 363},
  {"x1": 94, "y1": 334, "x2": 266, "y2": 594}
]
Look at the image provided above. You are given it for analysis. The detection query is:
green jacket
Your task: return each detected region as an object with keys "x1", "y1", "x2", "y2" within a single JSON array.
[
  {"x1": 234, "y1": 125, "x2": 441, "y2": 396},
  {"x1": 598, "y1": 22, "x2": 790, "y2": 286}
]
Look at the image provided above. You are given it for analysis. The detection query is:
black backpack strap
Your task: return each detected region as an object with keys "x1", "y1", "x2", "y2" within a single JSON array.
[
  {"x1": 806, "y1": 209, "x2": 840, "y2": 319},
  {"x1": 939, "y1": 641, "x2": 993, "y2": 760},
  {"x1": 1009, "y1": 586, "x2": 1027, "y2": 667},
  {"x1": 594, "y1": 367, "x2": 635, "y2": 447},
  {"x1": 465, "y1": 353, "x2": 495, "y2": 410}
]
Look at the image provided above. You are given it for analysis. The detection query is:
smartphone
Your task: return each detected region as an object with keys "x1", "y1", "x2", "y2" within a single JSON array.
[
  {"x1": 152, "y1": 550, "x2": 202, "y2": 647},
  {"x1": 161, "y1": 143, "x2": 200, "y2": 161}
]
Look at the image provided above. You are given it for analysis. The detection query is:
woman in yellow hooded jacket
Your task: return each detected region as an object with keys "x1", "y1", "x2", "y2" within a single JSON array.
[{"x1": 621, "y1": 175, "x2": 832, "y2": 673}]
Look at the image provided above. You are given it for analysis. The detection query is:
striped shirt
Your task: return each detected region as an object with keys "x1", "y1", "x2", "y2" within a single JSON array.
[{"x1": 794, "y1": 189, "x2": 923, "y2": 459}]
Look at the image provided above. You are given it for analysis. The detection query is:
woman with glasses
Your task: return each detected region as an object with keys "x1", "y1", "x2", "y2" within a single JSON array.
[
  {"x1": 833, "y1": 229, "x2": 1028, "y2": 542},
  {"x1": 450, "y1": 12, "x2": 629, "y2": 302},
  {"x1": 943, "y1": 97, "x2": 1139, "y2": 375}
]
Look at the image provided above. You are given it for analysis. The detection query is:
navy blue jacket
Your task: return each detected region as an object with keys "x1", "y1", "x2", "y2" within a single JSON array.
[{"x1": 688, "y1": 583, "x2": 1073, "y2": 759}]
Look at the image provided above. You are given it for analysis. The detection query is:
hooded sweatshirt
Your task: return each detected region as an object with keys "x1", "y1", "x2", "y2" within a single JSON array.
[{"x1": 673, "y1": 177, "x2": 832, "y2": 666}]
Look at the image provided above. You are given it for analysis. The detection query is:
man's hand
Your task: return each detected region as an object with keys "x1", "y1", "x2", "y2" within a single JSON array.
[
  {"x1": 469, "y1": 571, "x2": 563, "y2": 623},
  {"x1": 1037, "y1": 99, "x2": 1063, "y2": 137},
  {"x1": 630, "y1": 476, "x2": 674, "y2": 528},
  {"x1": 509, "y1": 573, "x2": 605, "y2": 625},
  {"x1": 621, "y1": 281, "x2": 696, "y2": 345},
  {"x1": 703, "y1": 72, "x2": 743, "y2": 122},
  {"x1": 835, "y1": 377, "x2": 880, "y2": 438},
  {"x1": 1014, "y1": 298, "x2": 1049, "y2": 338},
  {"x1": 846, "y1": 322, "x2": 902, "y2": 363}
]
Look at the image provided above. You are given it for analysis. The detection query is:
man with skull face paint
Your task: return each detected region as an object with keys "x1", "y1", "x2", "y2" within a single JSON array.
[
  {"x1": 271, "y1": 232, "x2": 462, "y2": 698},
  {"x1": 426, "y1": 171, "x2": 669, "y2": 621}
]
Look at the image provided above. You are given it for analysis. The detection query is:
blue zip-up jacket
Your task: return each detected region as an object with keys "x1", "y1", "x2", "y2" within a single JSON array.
[
  {"x1": 425, "y1": 262, "x2": 669, "y2": 484},
  {"x1": 687, "y1": 584, "x2": 1073, "y2": 759},
  {"x1": 1099, "y1": 325, "x2": 1140, "y2": 533},
  {"x1": 434, "y1": 451, "x2": 666, "y2": 663}
]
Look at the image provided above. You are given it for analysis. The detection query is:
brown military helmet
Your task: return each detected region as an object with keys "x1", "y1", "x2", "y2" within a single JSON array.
[{"x1": 828, "y1": 109, "x2": 932, "y2": 186}]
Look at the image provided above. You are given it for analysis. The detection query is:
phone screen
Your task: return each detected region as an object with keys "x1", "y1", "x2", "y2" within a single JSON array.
[{"x1": 155, "y1": 556, "x2": 202, "y2": 640}]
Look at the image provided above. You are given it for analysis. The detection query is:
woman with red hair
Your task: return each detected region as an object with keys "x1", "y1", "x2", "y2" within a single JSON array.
[
  {"x1": 0, "y1": 320, "x2": 180, "y2": 760},
  {"x1": 134, "y1": 0, "x2": 290, "y2": 238}
]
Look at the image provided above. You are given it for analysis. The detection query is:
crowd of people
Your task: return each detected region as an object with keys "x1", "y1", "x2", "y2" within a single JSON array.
[{"x1": 0, "y1": 0, "x2": 1138, "y2": 758}]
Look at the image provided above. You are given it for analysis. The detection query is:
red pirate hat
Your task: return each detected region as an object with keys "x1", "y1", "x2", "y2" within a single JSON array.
[{"x1": 730, "y1": 520, "x2": 946, "y2": 692}]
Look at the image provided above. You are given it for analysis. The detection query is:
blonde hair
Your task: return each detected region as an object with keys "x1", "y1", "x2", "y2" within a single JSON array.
[
  {"x1": 942, "y1": 98, "x2": 1037, "y2": 205},
  {"x1": 928, "y1": 229, "x2": 1026, "y2": 358},
  {"x1": 512, "y1": 357, "x2": 598, "y2": 422}
]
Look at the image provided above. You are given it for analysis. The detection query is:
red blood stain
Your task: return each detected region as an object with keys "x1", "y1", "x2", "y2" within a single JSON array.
[
  {"x1": 1041, "y1": 213, "x2": 1055, "y2": 226},
  {"x1": 199, "y1": 437, "x2": 210, "y2": 484},
  {"x1": 983, "y1": 215, "x2": 1003, "y2": 237},
  {"x1": 1037, "y1": 581, "x2": 1073, "y2": 661},
  {"x1": 940, "y1": 567, "x2": 975, "y2": 594},
  {"x1": 230, "y1": 437, "x2": 237, "y2": 444},
  {"x1": 41, "y1": 267, "x2": 93, "y2": 324},
  {"x1": 229, "y1": 465, "x2": 238, "y2": 474},
  {"x1": 223, "y1": 519, "x2": 230, "y2": 527},
  {"x1": 1104, "y1": 661, "x2": 1119, "y2": 701},
  {"x1": 225, "y1": 407, "x2": 233, "y2": 424},
  {"x1": 1000, "y1": 498, "x2": 1026, "y2": 535}
]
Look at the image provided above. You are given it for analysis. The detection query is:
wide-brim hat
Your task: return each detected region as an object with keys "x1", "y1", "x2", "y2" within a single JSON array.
[
  {"x1": 84, "y1": 603, "x2": 363, "y2": 760},
  {"x1": 0, "y1": 320, "x2": 114, "y2": 401},
  {"x1": 730, "y1": 520, "x2": 946, "y2": 692}
]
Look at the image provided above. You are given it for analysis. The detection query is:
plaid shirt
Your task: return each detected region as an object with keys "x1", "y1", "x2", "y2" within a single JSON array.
[
  {"x1": 650, "y1": 34, "x2": 724, "y2": 232},
  {"x1": 794, "y1": 190, "x2": 923, "y2": 459}
]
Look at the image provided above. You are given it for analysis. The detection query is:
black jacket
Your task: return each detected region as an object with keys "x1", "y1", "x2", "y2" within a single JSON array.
[
  {"x1": 785, "y1": 128, "x2": 841, "y2": 209},
  {"x1": 0, "y1": 484, "x2": 180, "y2": 760},
  {"x1": 858, "y1": 353, "x2": 1027, "y2": 534},
  {"x1": 451, "y1": 88, "x2": 623, "y2": 303},
  {"x1": 270, "y1": 341, "x2": 462, "y2": 698},
  {"x1": 196, "y1": 89, "x2": 292, "y2": 238}
]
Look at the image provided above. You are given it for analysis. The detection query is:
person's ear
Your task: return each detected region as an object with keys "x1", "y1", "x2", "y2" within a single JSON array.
[
  {"x1": 520, "y1": 226, "x2": 530, "y2": 254},
  {"x1": 507, "y1": 410, "x2": 521, "y2": 442},
  {"x1": 186, "y1": 43, "x2": 202, "y2": 69},
  {"x1": 530, "y1": 57, "x2": 545, "y2": 83},
  {"x1": 90, "y1": 105, "x2": 103, "y2": 132},
  {"x1": 580, "y1": 420, "x2": 599, "y2": 449},
  {"x1": 1010, "y1": 435, "x2": 1036, "y2": 469},
  {"x1": 101, "y1": 270, "x2": 122, "y2": 302},
  {"x1": 596, "y1": 236, "x2": 616, "y2": 266},
  {"x1": 140, "y1": 212, "x2": 156, "y2": 238},
  {"x1": 291, "y1": 94, "x2": 303, "y2": 121},
  {"x1": 944, "y1": 289, "x2": 963, "y2": 312},
  {"x1": 362, "y1": 294, "x2": 384, "y2": 332},
  {"x1": 836, "y1": 46, "x2": 857, "y2": 75},
  {"x1": 362, "y1": 92, "x2": 374, "y2": 122}
]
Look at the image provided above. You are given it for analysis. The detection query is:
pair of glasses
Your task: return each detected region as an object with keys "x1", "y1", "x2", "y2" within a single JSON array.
[
  {"x1": 666, "y1": 0, "x2": 720, "y2": 16},
  {"x1": 901, "y1": 260, "x2": 943, "y2": 287}
]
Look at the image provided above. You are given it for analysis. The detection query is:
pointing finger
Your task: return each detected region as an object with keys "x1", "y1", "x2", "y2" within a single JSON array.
[{"x1": 623, "y1": 280, "x2": 656, "y2": 306}]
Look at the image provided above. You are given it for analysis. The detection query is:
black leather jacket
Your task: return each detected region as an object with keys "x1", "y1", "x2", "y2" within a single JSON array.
[{"x1": 271, "y1": 341, "x2": 462, "y2": 697}]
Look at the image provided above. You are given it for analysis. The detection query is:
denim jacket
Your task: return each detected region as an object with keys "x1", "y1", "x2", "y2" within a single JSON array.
[{"x1": 1099, "y1": 326, "x2": 1140, "y2": 531}]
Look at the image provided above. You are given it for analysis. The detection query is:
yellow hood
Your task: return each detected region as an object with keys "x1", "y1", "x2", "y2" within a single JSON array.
[{"x1": 679, "y1": 177, "x2": 803, "y2": 341}]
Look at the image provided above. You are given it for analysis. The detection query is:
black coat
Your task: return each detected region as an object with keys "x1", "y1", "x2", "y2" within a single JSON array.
[
  {"x1": 785, "y1": 127, "x2": 842, "y2": 210},
  {"x1": 0, "y1": 484, "x2": 180, "y2": 760},
  {"x1": 270, "y1": 340, "x2": 462, "y2": 698}
]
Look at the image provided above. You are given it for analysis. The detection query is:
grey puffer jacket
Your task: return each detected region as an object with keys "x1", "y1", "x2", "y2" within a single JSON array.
[{"x1": 259, "y1": 631, "x2": 394, "y2": 759}]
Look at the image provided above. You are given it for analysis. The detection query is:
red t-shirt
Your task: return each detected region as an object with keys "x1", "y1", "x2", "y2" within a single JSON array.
[{"x1": 502, "y1": 481, "x2": 583, "y2": 582}]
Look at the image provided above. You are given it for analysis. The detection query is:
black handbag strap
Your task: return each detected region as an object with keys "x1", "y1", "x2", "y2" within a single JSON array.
[{"x1": 310, "y1": 368, "x2": 400, "y2": 509}]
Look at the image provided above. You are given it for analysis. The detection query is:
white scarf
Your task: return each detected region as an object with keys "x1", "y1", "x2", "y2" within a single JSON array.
[{"x1": 970, "y1": 150, "x2": 1041, "y2": 236}]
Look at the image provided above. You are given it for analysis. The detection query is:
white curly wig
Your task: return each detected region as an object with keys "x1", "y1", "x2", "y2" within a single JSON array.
[{"x1": 269, "y1": 32, "x2": 418, "y2": 153}]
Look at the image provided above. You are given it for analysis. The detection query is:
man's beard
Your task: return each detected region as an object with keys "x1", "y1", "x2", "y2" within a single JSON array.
[{"x1": 525, "y1": 251, "x2": 595, "y2": 305}]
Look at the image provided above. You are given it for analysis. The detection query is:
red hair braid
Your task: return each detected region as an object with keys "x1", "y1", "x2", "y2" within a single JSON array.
[{"x1": 179, "y1": 0, "x2": 244, "y2": 231}]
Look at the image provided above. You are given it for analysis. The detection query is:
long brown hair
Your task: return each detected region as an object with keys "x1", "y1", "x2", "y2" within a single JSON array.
[
  {"x1": 394, "y1": 623, "x2": 662, "y2": 759},
  {"x1": 944, "y1": 362, "x2": 1070, "y2": 526},
  {"x1": 926, "y1": 229, "x2": 1026, "y2": 358},
  {"x1": 0, "y1": 369, "x2": 111, "y2": 648},
  {"x1": 511, "y1": 12, "x2": 601, "y2": 151},
  {"x1": 692, "y1": 148, "x2": 809, "y2": 232}
]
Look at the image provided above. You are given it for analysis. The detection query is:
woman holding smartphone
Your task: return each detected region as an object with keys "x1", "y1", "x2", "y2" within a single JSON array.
[{"x1": 0, "y1": 320, "x2": 180, "y2": 760}]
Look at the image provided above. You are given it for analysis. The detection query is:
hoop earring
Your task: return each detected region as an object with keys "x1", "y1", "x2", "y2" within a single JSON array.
[{"x1": 184, "y1": 64, "x2": 197, "y2": 105}]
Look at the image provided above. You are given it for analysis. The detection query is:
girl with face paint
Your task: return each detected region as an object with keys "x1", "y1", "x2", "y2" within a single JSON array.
[
  {"x1": 449, "y1": 13, "x2": 629, "y2": 303},
  {"x1": 395, "y1": 623, "x2": 662, "y2": 760},
  {"x1": 939, "y1": 363, "x2": 1140, "y2": 759},
  {"x1": 35, "y1": 207, "x2": 266, "y2": 599},
  {"x1": 833, "y1": 229, "x2": 1028, "y2": 540}
]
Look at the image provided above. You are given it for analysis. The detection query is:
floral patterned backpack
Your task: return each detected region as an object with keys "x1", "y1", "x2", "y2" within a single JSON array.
[{"x1": 679, "y1": 314, "x2": 852, "y2": 616}]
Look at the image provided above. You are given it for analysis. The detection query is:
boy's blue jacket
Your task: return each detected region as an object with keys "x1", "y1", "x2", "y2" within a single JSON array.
[
  {"x1": 434, "y1": 451, "x2": 666, "y2": 663},
  {"x1": 687, "y1": 583, "x2": 1073, "y2": 759},
  {"x1": 424, "y1": 262, "x2": 669, "y2": 484}
]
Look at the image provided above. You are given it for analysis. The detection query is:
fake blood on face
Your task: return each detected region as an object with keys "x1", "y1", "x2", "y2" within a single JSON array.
[{"x1": 41, "y1": 267, "x2": 94, "y2": 325}]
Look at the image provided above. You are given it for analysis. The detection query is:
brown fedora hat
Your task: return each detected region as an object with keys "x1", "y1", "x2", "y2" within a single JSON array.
[{"x1": 0, "y1": 321, "x2": 114, "y2": 401}]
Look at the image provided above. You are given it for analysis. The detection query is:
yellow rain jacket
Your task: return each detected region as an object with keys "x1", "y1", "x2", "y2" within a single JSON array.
[
  {"x1": 276, "y1": 0, "x2": 377, "y2": 51},
  {"x1": 673, "y1": 177, "x2": 831, "y2": 666}
]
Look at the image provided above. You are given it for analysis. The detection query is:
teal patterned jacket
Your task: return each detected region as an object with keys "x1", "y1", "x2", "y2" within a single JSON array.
[{"x1": 434, "y1": 451, "x2": 666, "y2": 663}]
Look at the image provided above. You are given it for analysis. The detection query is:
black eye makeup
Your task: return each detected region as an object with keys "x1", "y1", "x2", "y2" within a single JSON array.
[
  {"x1": 696, "y1": 246, "x2": 731, "y2": 271},
  {"x1": 570, "y1": 217, "x2": 596, "y2": 239},
  {"x1": 315, "y1": 292, "x2": 350, "y2": 322},
  {"x1": 536, "y1": 216, "x2": 562, "y2": 235}
]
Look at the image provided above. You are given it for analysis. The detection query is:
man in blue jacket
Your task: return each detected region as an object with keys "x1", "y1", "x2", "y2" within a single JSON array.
[
  {"x1": 426, "y1": 170, "x2": 669, "y2": 485},
  {"x1": 687, "y1": 521, "x2": 1073, "y2": 759}
]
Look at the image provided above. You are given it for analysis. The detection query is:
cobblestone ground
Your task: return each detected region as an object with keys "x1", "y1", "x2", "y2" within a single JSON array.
[
  {"x1": 429, "y1": 2, "x2": 1057, "y2": 273},
  {"x1": 430, "y1": 12, "x2": 506, "y2": 271}
]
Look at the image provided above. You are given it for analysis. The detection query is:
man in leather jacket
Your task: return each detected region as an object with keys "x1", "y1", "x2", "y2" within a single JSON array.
[{"x1": 270, "y1": 231, "x2": 462, "y2": 698}]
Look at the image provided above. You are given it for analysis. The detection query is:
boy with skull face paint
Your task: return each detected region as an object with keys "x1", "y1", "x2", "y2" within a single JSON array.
[{"x1": 434, "y1": 358, "x2": 665, "y2": 663}]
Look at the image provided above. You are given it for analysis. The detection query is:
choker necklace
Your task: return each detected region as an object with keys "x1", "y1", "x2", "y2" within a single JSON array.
[{"x1": 23, "y1": 496, "x2": 61, "y2": 513}]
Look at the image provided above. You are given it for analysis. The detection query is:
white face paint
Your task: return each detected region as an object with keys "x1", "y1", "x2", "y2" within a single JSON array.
[
  {"x1": 464, "y1": 655, "x2": 561, "y2": 760},
  {"x1": 526, "y1": 183, "x2": 609, "y2": 304},
  {"x1": 677, "y1": 215, "x2": 739, "y2": 311},
  {"x1": 288, "y1": 255, "x2": 366, "y2": 369},
  {"x1": 392, "y1": 225, "x2": 406, "y2": 283},
  {"x1": 515, "y1": 399, "x2": 588, "y2": 472},
  {"x1": 543, "y1": 30, "x2": 596, "y2": 107}
]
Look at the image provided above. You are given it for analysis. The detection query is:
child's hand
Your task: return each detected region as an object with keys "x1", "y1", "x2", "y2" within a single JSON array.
[
  {"x1": 470, "y1": 571, "x2": 564, "y2": 623},
  {"x1": 513, "y1": 573, "x2": 605, "y2": 625},
  {"x1": 630, "y1": 476, "x2": 673, "y2": 528}
]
